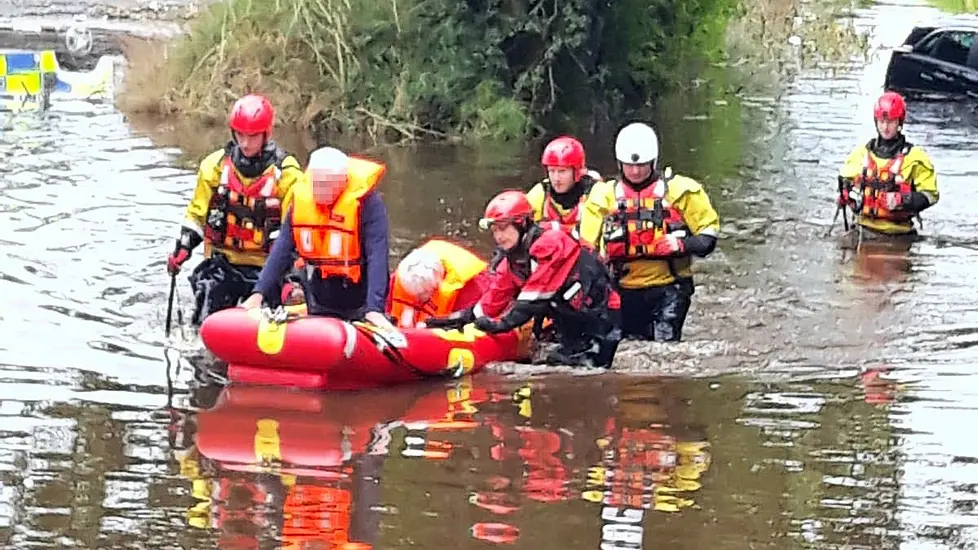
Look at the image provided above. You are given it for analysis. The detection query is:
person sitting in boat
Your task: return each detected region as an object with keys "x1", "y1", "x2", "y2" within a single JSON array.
[
  {"x1": 240, "y1": 146, "x2": 396, "y2": 331},
  {"x1": 386, "y1": 239, "x2": 492, "y2": 328},
  {"x1": 526, "y1": 135, "x2": 602, "y2": 237},
  {"x1": 166, "y1": 93, "x2": 304, "y2": 325},
  {"x1": 425, "y1": 190, "x2": 622, "y2": 368},
  {"x1": 837, "y1": 91, "x2": 938, "y2": 240}
]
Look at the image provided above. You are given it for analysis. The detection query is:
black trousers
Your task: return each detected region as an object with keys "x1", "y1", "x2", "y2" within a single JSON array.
[
  {"x1": 187, "y1": 255, "x2": 262, "y2": 325},
  {"x1": 619, "y1": 279, "x2": 693, "y2": 342},
  {"x1": 540, "y1": 308, "x2": 622, "y2": 368}
]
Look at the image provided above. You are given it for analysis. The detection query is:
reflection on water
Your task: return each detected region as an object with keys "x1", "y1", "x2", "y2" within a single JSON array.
[
  {"x1": 165, "y1": 372, "x2": 907, "y2": 549},
  {"x1": 171, "y1": 375, "x2": 709, "y2": 549}
]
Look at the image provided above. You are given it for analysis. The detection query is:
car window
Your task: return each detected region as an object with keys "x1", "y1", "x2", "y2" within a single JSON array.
[
  {"x1": 920, "y1": 30, "x2": 976, "y2": 66},
  {"x1": 906, "y1": 26, "x2": 936, "y2": 46}
]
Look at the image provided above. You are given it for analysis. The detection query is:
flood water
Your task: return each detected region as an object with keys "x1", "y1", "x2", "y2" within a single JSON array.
[{"x1": 1, "y1": 0, "x2": 977, "y2": 547}]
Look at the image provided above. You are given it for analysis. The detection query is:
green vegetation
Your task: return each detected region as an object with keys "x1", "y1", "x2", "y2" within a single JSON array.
[
  {"x1": 118, "y1": 0, "x2": 740, "y2": 143},
  {"x1": 927, "y1": 0, "x2": 978, "y2": 12}
]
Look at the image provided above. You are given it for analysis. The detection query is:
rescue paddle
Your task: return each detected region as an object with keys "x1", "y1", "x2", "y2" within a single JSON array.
[{"x1": 165, "y1": 274, "x2": 176, "y2": 337}]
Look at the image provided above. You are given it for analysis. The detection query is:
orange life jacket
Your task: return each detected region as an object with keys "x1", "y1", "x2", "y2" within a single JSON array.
[
  {"x1": 601, "y1": 173, "x2": 688, "y2": 262},
  {"x1": 282, "y1": 484, "x2": 352, "y2": 547},
  {"x1": 389, "y1": 240, "x2": 487, "y2": 328},
  {"x1": 291, "y1": 157, "x2": 386, "y2": 283},
  {"x1": 855, "y1": 144, "x2": 914, "y2": 222},
  {"x1": 204, "y1": 156, "x2": 283, "y2": 253}
]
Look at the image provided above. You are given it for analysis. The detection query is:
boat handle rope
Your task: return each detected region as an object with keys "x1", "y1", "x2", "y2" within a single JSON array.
[
  {"x1": 352, "y1": 321, "x2": 452, "y2": 380},
  {"x1": 256, "y1": 307, "x2": 459, "y2": 380}
]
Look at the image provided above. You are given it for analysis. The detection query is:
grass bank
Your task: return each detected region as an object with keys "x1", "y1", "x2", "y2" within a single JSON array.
[
  {"x1": 116, "y1": 0, "x2": 738, "y2": 143},
  {"x1": 116, "y1": 0, "x2": 866, "y2": 143}
]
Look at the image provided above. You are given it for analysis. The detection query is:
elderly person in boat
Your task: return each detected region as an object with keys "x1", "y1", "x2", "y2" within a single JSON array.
[
  {"x1": 240, "y1": 146, "x2": 396, "y2": 331},
  {"x1": 386, "y1": 239, "x2": 492, "y2": 329}
]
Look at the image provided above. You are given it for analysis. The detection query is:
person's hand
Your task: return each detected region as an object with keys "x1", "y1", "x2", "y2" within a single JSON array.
[
  {"x1": 425, "y1": 316, "x2": 462, "y2": 329},
  {"x1": 166, "y1": 248, "x2": 189, "y2": 275},
  {"x1": 166, "y1": 228, "x2": 203, "y2": 275},
  {"x1": 882, "y1": 191, "x2": 908, "y2": 211},
  {"x1": 837, "y1": 187, "x2": 850, "y2": 207},
  {"x1": 846, "y1": 185, "x2": 864, "y2": 212},
  {"x1": 240, "y1": 293, "x2": 263, "y2": 310},
  {"x1": 364, "y1": 311, "x2": 397, "y2": 332},
  {"x1": 424, "y1": 308, "x2": 475, "y2": 329},
  {"x1": 651, "y1": 234, "x2": 685, "y2": 256},
  {"x1": 474, "y1": 316, "x2": 506, "y2": 334},
  {"x1": 281, "y1": 282, "x2": 305, "y2": 305}
]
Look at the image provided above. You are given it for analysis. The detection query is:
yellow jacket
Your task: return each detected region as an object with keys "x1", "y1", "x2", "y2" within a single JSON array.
[
  {"x1": 579, "y1": 171, "x2": 720, "y2": 289},
  {"x1": 839, "y1": 141, "x2": 938, "y2": 235},
  {"x1": 525, "y1": 170, "x2": 603, "y2": 223},
  {"x1": 183, "y1": 148, "x2": 303, "y2": 267}
]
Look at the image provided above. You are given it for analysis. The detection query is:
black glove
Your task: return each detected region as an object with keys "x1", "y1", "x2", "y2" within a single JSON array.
[
  {"x1": 178, "y1": 226, "x2": 204, "y2": 251},
  {"x1": 474, "y1": 316, "x2": 507, "y2": 334},
  {"x1": 681, "y1": 233, "x2": 718, "y2": 258},
  {"x1": 488, "y1": 248, "x2": 506, "y2": 272},
  {"x1": 425, "y1": 307, "x2": 475, "y2": 329},
  {"x1": 167, "y1": 227, "x2": 204, "y2": 275},
  {"x1": 903, "y1": 191, "x2": 932, "y2": 214},
  {"x1": 475, "y1": 300, "x2": 545, "y2": 334}
]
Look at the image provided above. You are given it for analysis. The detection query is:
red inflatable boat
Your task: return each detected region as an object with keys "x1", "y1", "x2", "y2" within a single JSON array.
[{"x1": 199, "y1": 306, "x2": 534, "y2": 390}]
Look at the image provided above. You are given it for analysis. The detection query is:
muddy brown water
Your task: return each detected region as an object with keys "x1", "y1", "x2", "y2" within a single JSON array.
[{"x1": 1, "y1": 0, "x2": 978, "y2": 547}]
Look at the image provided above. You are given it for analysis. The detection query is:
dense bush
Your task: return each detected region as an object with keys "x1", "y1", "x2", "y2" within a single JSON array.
[{"x1": 118, "y1": 0, "x2": 737, "y2": 142}]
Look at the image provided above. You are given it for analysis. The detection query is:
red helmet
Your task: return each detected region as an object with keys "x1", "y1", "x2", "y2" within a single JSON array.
[
  {"x1": 541, "y1": 136, "x2": 586, "y2": 179},
  {"x1": 478, "y1": 190, "x2": 533, "y2": 230},
  {"x1": 873, "y1": 91, "x2": 906, "y2": 122},
  {"x1": 228, "y1": 94, "x2": 275, "y2": 135}
]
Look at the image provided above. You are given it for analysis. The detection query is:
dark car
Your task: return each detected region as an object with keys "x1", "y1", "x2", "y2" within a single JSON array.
[{"x1": 884, "y1": 14, "x2": 978, "y2": 99}]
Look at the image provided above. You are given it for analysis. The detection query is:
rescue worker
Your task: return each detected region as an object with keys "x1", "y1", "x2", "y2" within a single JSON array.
[
  {"x1": 579, "y1": 122, "x2": 720, "y2": 342},
  {"x1": 525, "y1": 136, "x2": 602, "y2": 235},
  {"x1": 240, "y1": 146, "x2": 395, "y2": 331},
  {"x1": 166, "y1": 94, "x2": 304, "y2": 325},
  {"x1": 425, "y1": 190, "x2": 622, "y2": 368},
  {"x1": 838, "y1": 91, "x2": 938, "y2": 239},
  {"x1": 386, "y1": 239, "x2": 492, "y2": 328}
]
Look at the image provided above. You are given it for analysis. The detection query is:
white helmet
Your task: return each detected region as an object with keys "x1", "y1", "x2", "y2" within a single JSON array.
[
  {"x1": 615, "y1": 122, "x2": 659, "y2": 166},
  {"x1": 308, "y1": 146, "x2": 349, "y2": 175},
  {"x1": 395, "y1": 247, "x2": 446, "y2": 301}
]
